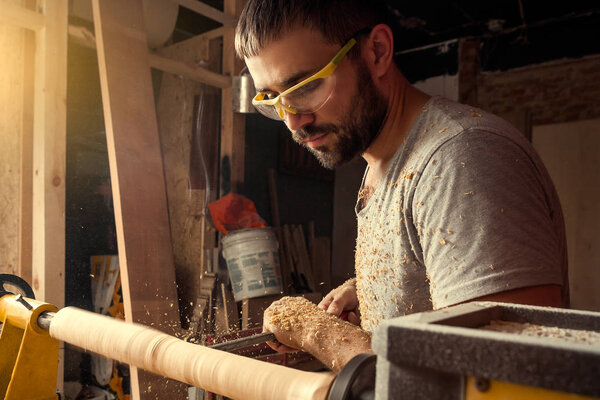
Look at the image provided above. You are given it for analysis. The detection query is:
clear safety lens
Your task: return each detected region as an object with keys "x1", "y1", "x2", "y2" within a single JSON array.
[
  {"x1": 252, "y1": 102, "x2": 285, "y2": 120},
  {"x1": 252, "y1": 73, "x2": 337, "y2": 121},
  {"x1": 281, "y1": 73, "x2": 336, "y2": 114}
]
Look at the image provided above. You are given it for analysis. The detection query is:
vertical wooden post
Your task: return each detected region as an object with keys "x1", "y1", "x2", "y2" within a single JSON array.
[
  {"x1": 220, "y1": 0, "x2": 246, "y2": 195},
  {"x1": 30, "y1": 0, "x2": 68, "y2": 391},
  {"x1": 19, "y1": 0, "x2": 36, "y2": 285},
  {"x1": 31, "y1": 0, "x2": 67, "y2": 309},
  {"x1": 0, "y1": 2, "x2": 26, "y2": 279},
  {"x1": 91, "y1": 0, "x2": 186, "y2": 398},
  {"x1": 458, "y1": 38, "x2": 480, "y2": 107}
]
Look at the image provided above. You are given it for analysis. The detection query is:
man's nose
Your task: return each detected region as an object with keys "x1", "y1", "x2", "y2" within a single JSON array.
[{"x1": 284, "y1": 111, "x2": 314, "y2": 131}]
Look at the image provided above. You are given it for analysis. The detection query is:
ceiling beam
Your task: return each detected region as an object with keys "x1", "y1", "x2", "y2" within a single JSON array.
[
  {"x1": 0, "y1": 1, "x2": 45, "y2": 31},
  {"x1": 68, "y1": 24, "x2": 231, "y2": 88},
  {"x1": 170, "y1": 0, "x2": 237, "y2": 27}
]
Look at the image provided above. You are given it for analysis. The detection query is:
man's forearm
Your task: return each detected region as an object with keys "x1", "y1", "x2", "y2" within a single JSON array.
[
  {"x1": 265, "y1": 296, "x2": 372, "y2": 373},
  {"x1": 301, "y1": 316, "x2": 372, "y2": 373}
]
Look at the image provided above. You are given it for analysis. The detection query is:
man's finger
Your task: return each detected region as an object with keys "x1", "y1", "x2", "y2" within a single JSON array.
[
  {"x1": 266, "y1": 340, "x2": 282, "y2": 352},
  {"x1": 318, "y1": 294, "x2": 333, "y2": 310},
  {"x1": 317, "y1": 301, "x2": 329, "y2": 310},
  {"x1": 267, "y1": 341, "x2": 299, "y2": 353},
  {"x1": 347, "y1": 311, "x2": 360, "y2": 326},
  {"x1": 326, "y1": 301, "x2": 341, "y2": 315}
]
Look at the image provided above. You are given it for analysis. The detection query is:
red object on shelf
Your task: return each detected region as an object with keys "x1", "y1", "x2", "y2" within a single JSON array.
[{"x1": 208, "y1": 193, "x2": 267, "y2": 234}]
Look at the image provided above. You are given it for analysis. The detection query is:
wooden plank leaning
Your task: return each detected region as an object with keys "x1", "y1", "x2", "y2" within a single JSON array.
[{"x1": 91, "y1": 0, "x2": 187, "y2": 398}]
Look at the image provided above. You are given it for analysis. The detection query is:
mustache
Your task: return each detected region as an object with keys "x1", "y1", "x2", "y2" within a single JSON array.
[{"x1": 292, "y1": 123, "x2": 339, "y2": 142}]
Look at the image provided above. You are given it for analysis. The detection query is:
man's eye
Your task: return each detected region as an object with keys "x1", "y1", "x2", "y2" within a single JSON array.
[
  {"x1": 295, "y1": 80, "x2": 321, "y2": 96},
  {"x1": 264, "y1": 92, "x2": 278, "y2": 100}
]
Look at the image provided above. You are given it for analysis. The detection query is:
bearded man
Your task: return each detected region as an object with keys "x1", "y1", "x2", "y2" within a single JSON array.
[{"x1": 236, "y1": 0, "x2": 568, "y2": 372}]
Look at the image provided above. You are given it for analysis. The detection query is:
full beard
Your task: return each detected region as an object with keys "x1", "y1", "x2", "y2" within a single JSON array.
[{"x1": 291, "y1": 61, "x2": 388, "y2": 169}]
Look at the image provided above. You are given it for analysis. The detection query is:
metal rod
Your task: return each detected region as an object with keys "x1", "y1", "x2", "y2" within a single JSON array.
[
  {"x1": 37, "y1": 311, "x2": 56, "y2": 330},
  {"x1": 35, "y1": 310, "x2": 276, "y2": 353},
  {"x1": 209, "y1": 332, "x2": 276, "y2": 352}
]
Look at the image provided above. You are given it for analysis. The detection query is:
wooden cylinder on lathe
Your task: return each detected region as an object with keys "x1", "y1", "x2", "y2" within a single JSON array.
[{"x1": 49, "y1": 307, "x2": 334, "y2": 400}]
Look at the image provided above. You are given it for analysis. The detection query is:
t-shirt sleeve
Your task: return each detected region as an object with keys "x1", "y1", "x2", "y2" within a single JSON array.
[{"x1": 411, "y1": 129, "x2": 564, "y2": 309}]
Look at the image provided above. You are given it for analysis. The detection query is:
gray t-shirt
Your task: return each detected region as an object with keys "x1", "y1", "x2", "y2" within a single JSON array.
[{"x1": 355, "y1": 96, "x2": 568, "y2": 333}]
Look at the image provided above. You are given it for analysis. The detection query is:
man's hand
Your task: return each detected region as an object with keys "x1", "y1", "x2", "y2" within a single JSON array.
[
  {"x1": 262, "y1": 297, "x2": 305, "y2": 353},
  {"x1": 262, "y1": 296, "x2": 373, "y2": 373},
  {"x1": 318, "y1": 278, "x2": 361, "y2": 325}
]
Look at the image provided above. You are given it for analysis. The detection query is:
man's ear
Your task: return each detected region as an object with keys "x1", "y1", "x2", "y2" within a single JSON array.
[{"x1": 364, "y1": 24, "x2": 394, "y2": 78}]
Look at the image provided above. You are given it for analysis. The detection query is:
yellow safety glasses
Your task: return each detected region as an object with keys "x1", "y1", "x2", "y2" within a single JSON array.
[{"x1": 252, "y1": 31, "x2": 367, "y2": 120}]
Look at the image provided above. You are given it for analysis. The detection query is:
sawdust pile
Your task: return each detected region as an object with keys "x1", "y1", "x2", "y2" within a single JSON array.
[
  {"x1": 268, "y1": 296, "x2": 353, "y2": 334},
  {"x1": 482, "y1": 320, "x2": 600, "y2": 346}
]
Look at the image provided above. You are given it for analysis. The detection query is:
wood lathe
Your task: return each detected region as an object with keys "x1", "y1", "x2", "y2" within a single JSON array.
[{"x1": 2, "y1": 273, "x2": 599, "y2": 400}]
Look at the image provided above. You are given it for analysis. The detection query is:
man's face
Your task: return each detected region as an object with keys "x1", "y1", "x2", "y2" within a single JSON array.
[{"x1": 246, "y1": 27, "x2": 387, "y2": 169}]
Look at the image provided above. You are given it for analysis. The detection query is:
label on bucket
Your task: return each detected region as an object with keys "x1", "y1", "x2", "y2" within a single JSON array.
[
  {"x1": 226, "y1": 251, "x2": 282, "y2": 301},
  {"x1": 222, "y1": 227, "x2": 283, "y2": 301}
]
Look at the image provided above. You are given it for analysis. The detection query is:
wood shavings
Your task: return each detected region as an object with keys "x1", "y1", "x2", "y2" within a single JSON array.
[{"x1": 481, "y1": 320, "x2": 600, "y2": 346}]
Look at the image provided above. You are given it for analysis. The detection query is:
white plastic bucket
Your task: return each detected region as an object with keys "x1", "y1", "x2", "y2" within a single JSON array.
[{"x1": 221, "y1": 227, "x2": 283, "y2": 301}]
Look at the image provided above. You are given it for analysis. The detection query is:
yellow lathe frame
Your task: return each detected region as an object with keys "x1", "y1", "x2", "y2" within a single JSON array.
[
  {"x1": 465, "y1": 376, "x2": 598, "y2": 400},
  {"x1": 0, "y1": 294, "x2": 59, "y2": 400}
]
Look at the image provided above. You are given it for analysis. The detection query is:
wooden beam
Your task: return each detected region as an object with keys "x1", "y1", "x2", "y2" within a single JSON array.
[
  {"x1": 67, "y1": 24, "x2": 96, "y2": 49},
  {"x1": 149, "y1": 53, "x2": 231, "y2": 88},
  {"x1": 171, "y1": 0, "x2": 236, "y2": 27},
  {"x1": 68, "y1": 24, "x2": 231, "y2": 88},
  {"x1": 458, "y1": 38, "x2": 480, "y2": 106},
  {"x1": 156, "y1": 29, "x2": 210, "y2": 62},
  {"x1": 91, "y1": 0, "x2": 187, "y2": 398},
  {"x1": 31, "y1": 0, "x2": 67, "y2": 308},
  {"x1": 18, "y1": 0, "x2": 37, "y2": 284},
  {"x1": 0, "y1": 1, "x2": 45, "y2": 31},
  {"x1": 199, "y1": 26, "x2": 226, "y2": 40},
  {"x1": 0, "y1": 1, "x2": 26, "y2": 278},
  {"x1": 220, "y1": 0, "x2": 246, "y2": 195}
]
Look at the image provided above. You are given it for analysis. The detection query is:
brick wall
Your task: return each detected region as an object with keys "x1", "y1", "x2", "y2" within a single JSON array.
[{"x1": 477, "y1": 54, "x2": 600, "y2": 126}]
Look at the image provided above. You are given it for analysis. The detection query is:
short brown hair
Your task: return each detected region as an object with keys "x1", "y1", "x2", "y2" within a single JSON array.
[{"x1": 235, "y1": 0, "x2": 392, "y2": 59}]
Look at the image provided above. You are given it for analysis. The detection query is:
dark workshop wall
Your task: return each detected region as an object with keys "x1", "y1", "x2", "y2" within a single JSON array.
[{"x1": 243, "y1": 114, "x2": 334, "y2": 238}]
